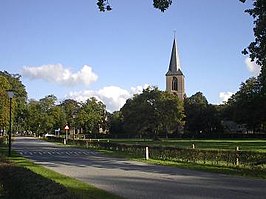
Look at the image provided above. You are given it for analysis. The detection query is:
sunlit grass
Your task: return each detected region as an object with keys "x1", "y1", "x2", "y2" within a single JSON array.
[
  {"x1": 93, "y1": 139, "x2": 266, "y2": 179},
  {"x1": 141, "y1": 158, "x2": 266, "y2": 179},
  {"x1": 46, "y1": 138, "x2": 266, "y2": 179},
  {"x1": 97, "y1": 148, "x2": 266, "y2": 179},
  {"x1": 109, "y1": 138, "x2": 266, "y2": 152}
]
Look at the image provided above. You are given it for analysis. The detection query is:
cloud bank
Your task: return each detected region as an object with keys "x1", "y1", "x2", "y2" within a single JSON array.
[
  {"x1": 245, "y1": 57, "x2": 261, "y2": 76},
  {"x1": 67, "y1": 84, "x2": 150, "y2": 112},
  {"x1": 219, "y1": 91, "x2": 233, "y2": 104},
  {"x1": 22, "y1": 64, "x2": 98, "y2": 86}
]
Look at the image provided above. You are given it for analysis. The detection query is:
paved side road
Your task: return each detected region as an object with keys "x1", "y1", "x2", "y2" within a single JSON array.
[{"x1": 13, "y1": 137, "x2": 266, "y2": 199}]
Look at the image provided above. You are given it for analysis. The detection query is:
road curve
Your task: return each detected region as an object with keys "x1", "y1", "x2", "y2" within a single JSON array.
[{"x1": 13, "y1": 137, "x2": 266, "y2": 199}]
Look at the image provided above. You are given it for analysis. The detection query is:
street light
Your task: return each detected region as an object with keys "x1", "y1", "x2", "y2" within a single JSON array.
[
  {"x1": 64, "y1": 124, "x2": 69, "y2": 145},
  {"x1": 7, "y1": 90, "x2": 14, "y2": 157}
]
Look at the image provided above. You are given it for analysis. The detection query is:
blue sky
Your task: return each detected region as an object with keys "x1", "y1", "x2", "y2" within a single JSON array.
[{"x1": 0, "y1": 0, "x2": 260, "y2": 112}]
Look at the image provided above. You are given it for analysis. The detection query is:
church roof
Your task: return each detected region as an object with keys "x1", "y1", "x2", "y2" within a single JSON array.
[{"x1": 166, "y1": 39, "x2": 183, "y2": 76}]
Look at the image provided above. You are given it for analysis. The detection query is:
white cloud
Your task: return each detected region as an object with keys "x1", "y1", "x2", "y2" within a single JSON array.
[
  {"x1": 130, "y1": 84, "x2": 150, "y2": 94},
  {"x1": 245, "y1": 57, "x2": 261, "y2": 76},
  {"x1": 22, "y1": 64, "x2": 98, "y2": 86},
  {"x1": 219, "y1": 92, "x2": 233, "y2": 104},
  {"x1": 66, "y1": 84, "x2": 150, "y2": 112}
]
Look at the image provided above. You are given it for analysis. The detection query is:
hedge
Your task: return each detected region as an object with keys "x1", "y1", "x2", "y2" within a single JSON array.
[{"x1": 48, "y1": 137, "x2": 266, "y2": 167}]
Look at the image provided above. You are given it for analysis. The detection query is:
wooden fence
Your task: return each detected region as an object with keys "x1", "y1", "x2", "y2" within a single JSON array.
[{"x1": 48, "y1": 137, "x2": 266, "y2": 168}]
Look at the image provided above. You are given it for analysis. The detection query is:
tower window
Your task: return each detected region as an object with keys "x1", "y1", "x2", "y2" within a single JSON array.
[{"x1": 172, "y1": 77, "x2": 178, "y2": 91}]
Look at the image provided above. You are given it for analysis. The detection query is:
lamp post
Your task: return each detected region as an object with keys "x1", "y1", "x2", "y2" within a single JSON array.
[
  {"x1": 64, "y1": 124, "x2": 69, "y2": 145},
  {"x1": 7, "y1": 90, "x2": 14, "y2": 157}
]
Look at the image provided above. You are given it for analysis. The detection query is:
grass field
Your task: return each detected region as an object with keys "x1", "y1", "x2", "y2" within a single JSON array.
[{"x1": 109, "y1": 138, "x2": 266, "y2": 152}]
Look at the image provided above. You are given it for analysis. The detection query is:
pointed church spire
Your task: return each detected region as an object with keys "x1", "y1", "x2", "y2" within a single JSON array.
[
  {"x1": 165, "y1": 36, "x2": 185, "y2": 100},
  {"x1": 166, "y1": 38, "x2": 183, "y2": 76}
]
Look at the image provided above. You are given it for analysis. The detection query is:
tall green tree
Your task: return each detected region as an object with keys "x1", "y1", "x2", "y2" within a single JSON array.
[
  {"x1": 76, "y1": 97, "x2": 107, "y2": 137},
  {"x1": 184, "y1": 92, "x2": 222, "y2": 136},
  {"x1": 121, "y1": 87, "x2": 161, "y2": 138},
  {"x1": 241, "y1": 0, "x2": 266, "y2": 68},
  {"x1": 224, "y1": 77, "x2": 264, "y2": 132},
  {"x1": 108, "y1": 111, "x2": 124, "y2": 137},
  {"x1": 0, "y1": 75, "x2": 11, "y2": 133},
  {"x1": 25, "y1": 95, "x2": 65, "y2": 135},
  {"x1": 60, "y1": 99, "x2": 80, "y2": 129},
  {"x1": 121, "y1": 87, "x2": 184, "y2": 139},
  {"x1": 0, "y1": 71, "x2": 27, "y2": 133},
  {"x1": 49, "y1": 105, "x2": 66, "y2": 133},
  {"x1": 241, "y1": 0, "x2": 266, "y2": 124},
  {"x1": 158, "y1": 91, "x2": 185, "y2": 138},
  {"x1": 39, "y1": 95, "x2": 65, "y2": 134},
  {"x1": 184, "y1": 92, "x2": 208, "y2": 135},
  {"x1": 25, "y1": 99, "x2": 42, "y2": 135}
]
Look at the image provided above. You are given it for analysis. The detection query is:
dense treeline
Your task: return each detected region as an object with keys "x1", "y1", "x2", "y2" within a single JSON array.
[
  {"x1": 0, "y1": 71, "x2": 27, "y2": 136},
  {"x1": 0, "y1": 71, "x2": 108, "y2": 138},
  {"x1": 223, "y1": 77, "x2": 266, "y2": 133},
  {"x1": 0, "y1": 70, "x2": 265, "y2": 139}
]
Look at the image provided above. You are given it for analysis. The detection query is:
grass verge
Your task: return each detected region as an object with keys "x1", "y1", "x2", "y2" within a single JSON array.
[
  {"x1": 141, "y1": 159, "x2": 266, "y2": 179},
  {"x1": 109, "y1": 138, "x2": 266, "y2": 152},
  {"x1": 45, "y1": 138, "x2": 266, "y2": 179},
  {"x1": 44, "y1": 137, "x2": 266, "y2": 179},
  {"x1": 95, "y1": 148, "x2": 266, "y2": 179},
  {"x1": 0, "y1": 145, "x2": 122, "y2": 199}
]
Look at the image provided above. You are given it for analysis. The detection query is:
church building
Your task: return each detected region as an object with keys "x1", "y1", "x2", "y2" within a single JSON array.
[{"x1": 165, "y1": 39, "x2": 185, "y2": 100}]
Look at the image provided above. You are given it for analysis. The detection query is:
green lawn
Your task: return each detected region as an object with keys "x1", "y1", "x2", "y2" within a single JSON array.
[{"x1": 108, "y1": 138, "x2": 266, "y2": 152}]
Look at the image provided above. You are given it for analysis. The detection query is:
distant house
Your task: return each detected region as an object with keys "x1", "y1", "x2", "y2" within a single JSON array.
[{"x1": 221, "y1": 120, "x2": 247, "y2": 133}]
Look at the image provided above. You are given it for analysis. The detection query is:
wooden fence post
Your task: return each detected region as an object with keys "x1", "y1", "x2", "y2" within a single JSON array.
[
  {"x1": 236, "y1": 146, "x2": 240, "y2": 166},
  {"x1": 145, "y1": 147, "x2": 149, "y2": 160}
]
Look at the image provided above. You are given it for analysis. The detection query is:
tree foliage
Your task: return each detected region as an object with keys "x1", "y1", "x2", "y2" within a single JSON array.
[
  {"x1": 25, "y1": 95, "x2": 67, "y2": 135},
  {"x1": 241, "y1": 0, "x2": 266, "y2": 96},
  {"x1": 224, "y1": 77, "x2": 265, "y2": 132},
  {"x1": 121, "y1": 87, "x2": 184, "y2": 139},
  {"x1": 0, "y1": 71, "x2": 27, "y2": 133},
  {"x1": 96, "y1": 0, "x2": 172, "y2": 12},
  {"x1": 241, "y1": 0, "x2": 266, "y2": 66},
  {"x1": 215, "y1": 1, "x2": 266, "y2": 134},
  {"x1": 108, "y1": 111, "x2": 123, "y2": 136},
  {"x1": 76, "y1": 97, "x2": 107, "y2": 136},
  {"x1": 184, "y1": 92, "x2": 222, "y2": 136},
  {"x1": 60, "y1": 99, "x2": 80, "y2": 128},
  {"x1": 0, "y1": 75, "x2": 11, "y2": 132}
]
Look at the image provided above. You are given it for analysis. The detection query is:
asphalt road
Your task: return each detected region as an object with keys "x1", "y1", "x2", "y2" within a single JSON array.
[{"x1": 13, "y1": 137, "x2": 266, "y2": 199}]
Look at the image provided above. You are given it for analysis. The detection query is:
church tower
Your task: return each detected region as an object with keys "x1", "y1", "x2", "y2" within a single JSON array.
[{"x1": 165, "y1": 38, "x2": 185, "y2": 100}]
